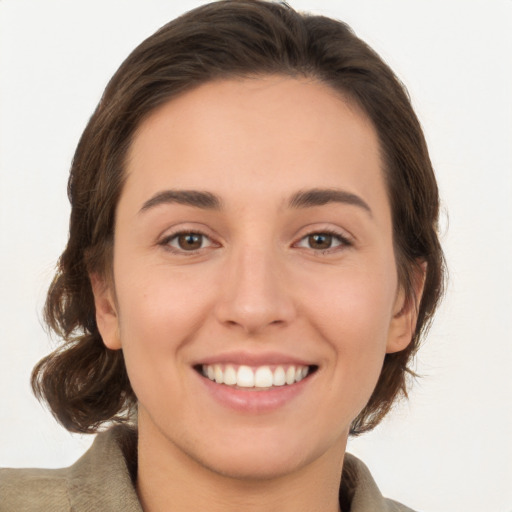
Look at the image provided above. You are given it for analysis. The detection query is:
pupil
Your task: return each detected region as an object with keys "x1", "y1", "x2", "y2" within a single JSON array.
[
  {"x1": 178, "y1": 233, "x2": 202, "y2": 250},
  {"x1": 309, "y1": 233, "x2": 332, "y2": 249}
]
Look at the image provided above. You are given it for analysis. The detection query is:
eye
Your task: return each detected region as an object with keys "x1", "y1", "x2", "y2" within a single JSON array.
[
  {"x1": 163, "y1": 232, "x2": 214, "y2": 252},
  {"x1": 295, "y1": 232, "x2": 348, "y2": 252}
]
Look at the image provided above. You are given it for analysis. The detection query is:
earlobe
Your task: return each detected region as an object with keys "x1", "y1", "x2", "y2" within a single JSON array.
[
  {"x1": 89, "y1": 272, "x2": 122, "y2": 350},
  {"x1": 386, "y1": 262, "x2": 427, "y2": 354}
]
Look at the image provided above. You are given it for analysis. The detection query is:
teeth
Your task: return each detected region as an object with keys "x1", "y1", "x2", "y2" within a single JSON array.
[
  {"x1": 273, "y1": 366, "x2": 286, "y2": 386},
  {"x1": 237, "y1": 366, "x2": 254, "y2": 387},
  {"x1": 224, "y1": 365, "x2": 237, "y2": 385},
  {"x1": 201, "y1": 364, "x2": 311, "y2": 388},
  {"x1": 214, "y1": 364, "x2": 223, "y2": 384},
  {"x1": 254, "y1": 366, "x2": 273, "y2": 387}
]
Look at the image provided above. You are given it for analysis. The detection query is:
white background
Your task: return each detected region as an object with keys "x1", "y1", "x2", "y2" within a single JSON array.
[{"x1": 1, "y1": 1, "x2": 511, "y2": 511}]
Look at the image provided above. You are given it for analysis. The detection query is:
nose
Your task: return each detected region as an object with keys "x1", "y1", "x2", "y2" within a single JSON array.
[{"x1": 214, "y1": 245, "x2": 296, "y2": 335}]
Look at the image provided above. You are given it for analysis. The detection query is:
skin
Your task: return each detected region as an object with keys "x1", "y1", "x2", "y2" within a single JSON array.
[{"x1": 92, "y1": 76, "x2": 420, "y2": 512}]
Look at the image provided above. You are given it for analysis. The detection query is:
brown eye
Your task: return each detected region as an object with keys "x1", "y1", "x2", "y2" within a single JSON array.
[
  {"x1": 307, "y1": 233, "x2": 333, "y2": 250},
  {"x1": 177, "y1": 233, "x2": 203, "y2": 250},
  {"x1": 295, "y1": 231, "x2": 347, "y2": 252},
  {"x1": 165, "y1": 232, "x2": 211, "y2": 252}
]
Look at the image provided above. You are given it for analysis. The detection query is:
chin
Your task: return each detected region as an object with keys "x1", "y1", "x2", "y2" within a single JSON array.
[
  {"x1": 176, "y1": 424, "x2": 347, "y2": 482},
  {"x1": 193, "y1": 445, "x2": 313, "y2": 481}
]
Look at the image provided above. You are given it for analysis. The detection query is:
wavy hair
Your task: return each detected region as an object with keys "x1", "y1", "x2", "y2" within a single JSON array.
[{"x1": 32, "y1": 0, "x2": 445, "y2": 435}]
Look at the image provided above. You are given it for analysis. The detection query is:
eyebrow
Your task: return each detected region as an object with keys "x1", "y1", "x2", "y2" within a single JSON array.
[
  {"x1": 139, "y1": 187, "x2": 371, "y2": 216},
  {"x1": 288, "y1": 188, "x2": 372, "y2": 216},
  {"x1": 139, "y1": 190, "x2": 222, "y2": 213}
]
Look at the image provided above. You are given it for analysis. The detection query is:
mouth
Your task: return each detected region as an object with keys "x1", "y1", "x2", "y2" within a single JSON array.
[{"x1": 194, "y1": 363, "x2": 319, "y2": 390}]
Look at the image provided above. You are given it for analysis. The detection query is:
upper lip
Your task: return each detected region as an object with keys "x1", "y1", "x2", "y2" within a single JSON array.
[{"x1": 194, "y1": 351, "x2": 316, "y2": 367}]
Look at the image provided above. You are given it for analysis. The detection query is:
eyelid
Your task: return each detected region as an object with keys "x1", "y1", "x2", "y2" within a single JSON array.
[
  {"x1": 158, "y1": 227, "x2": 220, "y2": 255},
  {"x1": 156, "y1": 224, "x2": 353, "y2": 255},
  {"x1": 292, "y1": 227, "x2": 353, "y2": 253}
]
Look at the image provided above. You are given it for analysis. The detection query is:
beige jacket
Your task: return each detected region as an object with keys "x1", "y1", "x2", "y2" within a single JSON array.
[{"x1": 0, "y1": 426, "x2": 415, "y2": 511}]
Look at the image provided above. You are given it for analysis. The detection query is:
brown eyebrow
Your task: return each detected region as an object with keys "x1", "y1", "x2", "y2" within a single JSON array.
[
  {"x1": 288, "y1": 188, "x2": 372, "y2": 216},
  {"x1": 139, "y1": 187, "x2": 371, "y2": 216},
  {"x1": 139, "y1": 190, "x2": 222, "y2": 213}
]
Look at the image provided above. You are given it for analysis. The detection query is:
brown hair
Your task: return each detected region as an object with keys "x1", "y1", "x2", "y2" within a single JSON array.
[{"x1": 32, "y1": 0, "x2": 445, "y2": 435}]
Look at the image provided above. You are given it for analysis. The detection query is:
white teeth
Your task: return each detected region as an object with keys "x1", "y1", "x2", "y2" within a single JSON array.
[
  {"x1": 285, "y1": 366, "x2": 296, "y2": 385},
  {"x1": 201, "y1": 364, "x2": 312, "y2": 388},
  {"x1": 214, "y1": 364, "x2": 223, "y2": 384},
  {"x1": 254, "y1": 366, "x2": 273, "y2": 387},
  {"x1": 273, "y1": 366, "x2": 286, "y2": 386},
  {"x1": 237, "y1": 365, "x2": 255, "y2": 387},
  {"x1": 224, "y1": 365, "x2": 237, "y2": 385}
]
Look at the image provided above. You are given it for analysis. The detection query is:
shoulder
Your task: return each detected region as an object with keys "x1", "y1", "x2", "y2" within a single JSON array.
[
  {"x1": 385, "y1": 499, "x2": 417, "y2": 512},
  {"x1": 342, "y1": 453, "x2": 416, "y2": 512},
  {"x1": 0, "y1": 466, "x2": 71, "y2": 512},
  {"x1": 0, "y1": 426, "x2": 141, "y2": 512}
]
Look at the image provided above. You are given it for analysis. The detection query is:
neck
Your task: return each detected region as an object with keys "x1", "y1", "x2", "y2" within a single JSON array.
[{"x1": 136, "y1": 418, "x2": 346, "y2": 512}]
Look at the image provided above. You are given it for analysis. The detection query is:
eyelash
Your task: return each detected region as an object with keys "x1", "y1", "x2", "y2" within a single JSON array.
[
  {"x1": 159, "y1": 230, "x2": 215, "y2": 255},
  {"x1": 294, "y1": 229, "x2": 352, "y2": 254},
  {"x1": 158, "y1": 229, "x2": 352, "y2": 255}
]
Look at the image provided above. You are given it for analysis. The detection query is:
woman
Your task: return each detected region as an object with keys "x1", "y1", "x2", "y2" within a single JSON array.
[{"x1": 0, "y1": 1, "x2": 444, "y2": 510}]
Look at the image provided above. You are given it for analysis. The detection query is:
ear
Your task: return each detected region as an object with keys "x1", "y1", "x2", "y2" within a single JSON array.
[
  {"x1": 386, "y1": 262, "x2": 427, "y2": 354},
  {"x1": 89, "y1": 272, "x2": 122, "y2": 350}
]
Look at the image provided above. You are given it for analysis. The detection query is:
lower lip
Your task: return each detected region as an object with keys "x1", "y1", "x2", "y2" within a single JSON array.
[{"x1": 197, "y1": 371, "x2": 313, "y2": 413}]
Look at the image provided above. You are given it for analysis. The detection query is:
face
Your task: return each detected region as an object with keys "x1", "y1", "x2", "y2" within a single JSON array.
[{"x1": 93, "y1": 76, "x2": 416, "y2": 480}]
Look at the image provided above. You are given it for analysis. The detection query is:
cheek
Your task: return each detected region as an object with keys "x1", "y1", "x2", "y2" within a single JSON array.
[
  {"x1": 296, "y1": 261, "x2": 397, "y2": 399},
  {"x1": 300, "y1": 261, "x2": 397, "y2": 345},
  {"x1": 115, "y1": 257, "x2": 214, "y2": 336},
  {"x1": 112, "y1": 261, "x2": 216, "y2": 394}
]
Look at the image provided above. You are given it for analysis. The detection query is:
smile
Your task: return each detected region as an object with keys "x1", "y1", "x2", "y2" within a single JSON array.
[{"x1": 200, "y1": 364, "x2": 315, "y2": 389}]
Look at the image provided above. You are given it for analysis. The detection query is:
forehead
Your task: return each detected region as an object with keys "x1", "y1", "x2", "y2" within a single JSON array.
[{"x1": 123, "y1": 76, "x2": 387, "y2": 215}]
